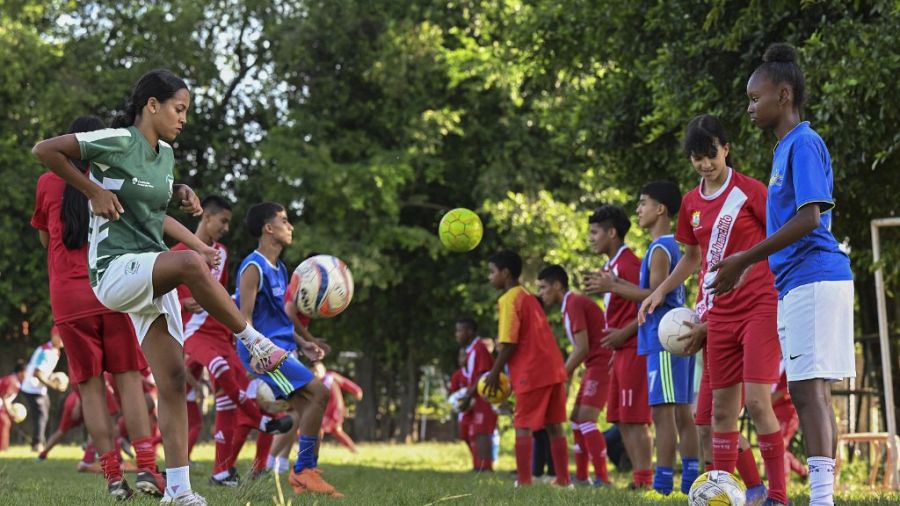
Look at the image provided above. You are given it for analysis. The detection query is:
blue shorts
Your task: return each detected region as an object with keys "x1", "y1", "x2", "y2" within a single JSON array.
[
  {"x1": 646, "y1": 351, "x2": 695, "y2": 406},
  {"x1": 237, "y1": 341, "x2": 314, "y2": 399}
]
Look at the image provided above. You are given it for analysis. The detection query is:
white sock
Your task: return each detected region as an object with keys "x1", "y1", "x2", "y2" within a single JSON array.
[
  {"x1": 165, "y1": 466, "x2": 191, "y2": 497},
  {"x1": 277, "y1": 456, "x2": 289, "y2": 472},
  {"x1": 235, "y1": 324, "x2": 263, "y2": 347},
  {"x1": 213, "y1": 469, "x2": 231, "y2": 480},
  {"x1": 258, "y1": 415, "x2": 272, "y2": 431},
  {"x1": 266, "y1": 455, "x2": 276, "y2": 469},
  {"x1": 808, "y1": 456, "x2": 835, "y2": 506}
]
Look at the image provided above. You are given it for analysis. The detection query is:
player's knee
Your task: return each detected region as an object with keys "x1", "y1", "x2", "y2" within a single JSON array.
[
  {"x1": 308, "y1": 380, "x2": 329, "y2": 407},
  {"x1": 178, "y1": 251, "x2": 208, "y2": 282}
]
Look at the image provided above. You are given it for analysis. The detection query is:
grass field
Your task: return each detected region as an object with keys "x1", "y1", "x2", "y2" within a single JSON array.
[{"x1": 2, "y1": 441, "x2": 899, "y2": 505}]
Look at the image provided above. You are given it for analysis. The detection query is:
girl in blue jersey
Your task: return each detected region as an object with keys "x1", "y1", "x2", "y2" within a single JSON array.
[{"x1": 709, "y1": 43, "x2": 855, "y2": 506}]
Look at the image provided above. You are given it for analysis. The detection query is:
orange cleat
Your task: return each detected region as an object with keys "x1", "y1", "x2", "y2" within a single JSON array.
[{"x1": 288, "y1": 468, "x2": 343, "y2": 497}]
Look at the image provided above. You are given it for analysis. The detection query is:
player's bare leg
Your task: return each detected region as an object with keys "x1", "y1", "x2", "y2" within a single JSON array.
[
  {"x1": 151, "y1": 250, "x2": 286, "y2": 372},
  {"x1": 287, "y1": 379, "x2": 341, "y2": 496},
  {"x1": 619, "y1": 422, "x2": 653, "y2": 488}
]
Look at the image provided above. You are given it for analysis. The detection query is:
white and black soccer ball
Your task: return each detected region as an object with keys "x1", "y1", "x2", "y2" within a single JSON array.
[
  {"x1": 688, "y1": 470, "x2": 747, "y2": 506},
  {"x1": 291, "y1": 255, "x2": 354, "y2": 318},
  {"x1": 657, "y1": 307, "x2": 700, "y2": 355}
]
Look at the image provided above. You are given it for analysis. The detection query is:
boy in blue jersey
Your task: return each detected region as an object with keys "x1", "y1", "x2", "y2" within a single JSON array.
[
  {"x1": 711, "y1": 43, "x2": 855, "y2": 506},
  {"x1": 587, "y1": 181, "x2": 699, "y2": 497},
  {"x1": 235, "y1": 202, "x2": 342, "y2": 497}
]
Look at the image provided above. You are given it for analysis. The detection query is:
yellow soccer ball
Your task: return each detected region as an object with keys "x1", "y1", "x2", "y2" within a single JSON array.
[
  {"x1": 688, "y1": 470, "x2": 747, "y2": 505},
  {"x1": 476, "y1": 372, "x2": 511, "y2": 404},
  {"x1": 438, "y1": 208, "x2": 483, "y2": 252}
]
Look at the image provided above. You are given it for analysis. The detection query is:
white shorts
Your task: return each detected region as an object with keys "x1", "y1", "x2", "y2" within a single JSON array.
[
  {"x1": 778, "y1": 280, "x2": 855, "y2": 382},
  {"x1": 93, "y1": 252, "x2": 185, "y2": 346}
]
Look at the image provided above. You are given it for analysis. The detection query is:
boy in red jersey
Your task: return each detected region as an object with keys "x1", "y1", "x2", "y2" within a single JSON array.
[
  {"x1": 583, "y1": 205, "x2": 653, "y2": 489},
  {"x1": 455, "y1": 317, "x2": 497, "y2": 471},
  {"x1": 772, "y1": 369, "x2": 806, "y2": 482},
  {"x1": 641, "y1": 115, "x2": 787, "y2": 505},
  {"x1": 482, "y1": 250, "x2": 570, "y2": 487},
  {"x1": 537, "y1": 265, "x2": 612, "y2": 487},
  {"x1": 313, "y1": 362, "x2": 363, "y2": 453},
  {"x1": 39, "y1": 377, "x2": 120, "y2": 461},
  {"x1": 0, "y1": 361, "x2": 27, "y2": 451},
  {"x1": 173, "y1": 196, "x2": 292, "y2": 487}
]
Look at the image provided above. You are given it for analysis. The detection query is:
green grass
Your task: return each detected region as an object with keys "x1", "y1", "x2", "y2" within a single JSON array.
[{"x1": 1, "y1": 442, "x2": 898, "y2": 505}]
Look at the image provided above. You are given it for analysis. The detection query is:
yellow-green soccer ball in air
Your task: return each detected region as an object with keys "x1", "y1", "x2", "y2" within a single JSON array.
[{"x1": 438, "y1": 208, "x2": 483, "y2": 252}]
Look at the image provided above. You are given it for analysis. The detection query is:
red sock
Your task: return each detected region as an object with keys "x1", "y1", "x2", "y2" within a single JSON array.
[
  {"x1": 82, "y1": 442, "x2": 96, "y2": 464},
  {"x1": 572, "y1": 428, "x2": 590, "y2": 481},
  {"x1": 211, "y1": 361, "x2": 264, "y2": 422},
  {"x1": 254, "y1": 432, "x2": 274, "y2": 472},
  {"x1": 100, "y1": 450, "x2": 122, "y2": 484},
  {"x1": 133, "y1": 436, "x2": 157, "y2": 472},
  {"x1": 759, "y1": 431, "x2": 788, "y2": 503},
  {"x1": 736, "y1": 447, "x2": 762, "y2": 487},
  {"x1": 187, "y1": 400, "x2": 203, "y2": 455},
  {"x1": 712, "y1": 431, "x2": 740, "y2": 473},
  {"x1": 580, "y1": 422, "x2": 609, "y2": 483},
  {"x1": 633, "y1": 469, "x2": 653, "y2": 487},
  {"x1": 549, "y1": 436, "x2": 570, "y2": 485},
  {"x1": 227, "y1": 421, "x2": 253, "y2": 470},
  {"x1": 213, "y1": 407, "x2": 236, "y2": 475},
  {"x1": 514, "y1": 436, "x2": 533, "y2": 485}
]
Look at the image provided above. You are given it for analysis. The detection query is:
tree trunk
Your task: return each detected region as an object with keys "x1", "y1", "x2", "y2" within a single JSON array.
[
  {"x1": 394, "y1": 350, "x2": 419, "y2": 442},
  {"x1": 352, "y1": 353, "x2": 376, "y2": 441}
]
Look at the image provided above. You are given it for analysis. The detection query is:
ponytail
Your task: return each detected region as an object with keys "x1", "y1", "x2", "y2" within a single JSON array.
[
  {"x1": 111, "y1": 100, "x2": 138, "y2": 128},
  {"x1": 60, "y1": 116, "x2": 106, "y2": 249}
]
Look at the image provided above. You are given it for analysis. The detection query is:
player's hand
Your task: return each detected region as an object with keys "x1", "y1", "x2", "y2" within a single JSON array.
[
  {"x1": 182, "y1": 297, "x2": 203, "y2": 314},
  {"x1": 356, "y1": 392, "x2": 363, "y2": 401},
  {"x1": 299, "y1": 340, "x2": 325, "y2": 361},
  {"x1": 707, "y1": 252, "x2": 749, "y2": 295},
  {"x1": 313, "y1": 337, "x2": 331, "y2": 355},
  {"x1": 89, "y1": 189, "x2": 125, "y2": 221},
  {"x1": 583, "y1": 270, "x2": 615, "y2": 295},
  {"x1": 601, "y1": 327, "x2": 628, "y2": 349},
  {"x1": 675, "y1": 321, "x2": 708, "y2": 356},
  {"x1": 173, "y1": 184, "x2": 202, "y2": 216},
  {"x1": 198, "y1": 245, "x2": 221, "y2": 270},
  {"x1": 482, "y1": 371, "x2": 501, "y2": 398},
  {"x1": 638, "y1": 290, "x2": 665, "y2": 325},
  {"x1": 458, "y1": 394, "x2": 474, "y2": 412}
]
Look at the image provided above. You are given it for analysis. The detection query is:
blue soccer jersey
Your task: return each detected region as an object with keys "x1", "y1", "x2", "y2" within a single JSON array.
[
  {"x1": 235, "y1": 250, "x2": 296, "y2": 350},
  {"x1": 637, "y1": 235, "x2": 685, "y2": 355},
  {"x1": 767, "y1": 122, "x2": 852, "y2": 297}
]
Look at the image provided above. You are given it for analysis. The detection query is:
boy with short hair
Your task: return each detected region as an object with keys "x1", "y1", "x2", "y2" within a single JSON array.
[
  {"x1": 482, "y1": 251, "x2": 570, "y2": 487},
  {"x1": 587, "y1": 183, "x2": 700, "y2": 496},
  {"x1": 235, "y1": 202, "x2": 341, "y2": 497},
  {"x1": 537, "y1": 264, "x2": 612, "y2": 486},
  {"x1": 454, "y1": 317, "x2": 497, "y2": 472},
  {"x1": 583, "y1": 205, "x2": 653, "y2": 490}
]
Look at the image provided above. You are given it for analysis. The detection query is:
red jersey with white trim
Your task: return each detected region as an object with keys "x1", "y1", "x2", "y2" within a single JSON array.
[
  {"x1": 31, "y1": 172, "x2": 112, "y2": 323},
  {"x1": 676, "y1": 169, "x2": 778, "y2": 321},
  {"x1": 449, "y1": 368, "x2": 466, "y2": 393},
  {"x1": 173, "y1": 242, "x2": 232, "y2": 342},
  {"x1": 284, "y1": 275, "x2": 312, "y2": 327},
  {"x1": 562, "y1": 292, "x2": 612, "y2": 367},
  {"x1": 462, "y1": 338, "x2": 494, "y2": 388},
  {"x1": 0, "y1": 374, "x2": 21, "y2": 399},
  {"x1": 323, "y1": 371, "x2": 362, "y2": 425},
  {"x1": 603, "y1": 246, "x2": 641, "y2": 349}
]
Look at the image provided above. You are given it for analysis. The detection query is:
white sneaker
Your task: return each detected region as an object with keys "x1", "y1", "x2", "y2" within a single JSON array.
[
  {"x1": 245, "y1": 336, "x2": 288, "y2": 373},
  {"x1": 160, "y1": 491, "x2": 208, "y2": 505}
]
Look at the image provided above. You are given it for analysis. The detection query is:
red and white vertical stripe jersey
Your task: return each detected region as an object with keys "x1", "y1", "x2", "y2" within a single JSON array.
[
  {"x1": 173, "y1": 241, "x2": 233, "y2": 342},
  {"x1": 676, "y1": 169, "x2": 778, "y2": 321},
  {"x1": 462, "y1": 337, "x2": 494, "y2": 388},
  {"x1": 603, "y1": 246, "x2": 641, "y2": 348}
]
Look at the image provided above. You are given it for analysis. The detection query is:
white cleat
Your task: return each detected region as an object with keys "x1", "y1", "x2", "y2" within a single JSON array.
[{"x1": 160, "y1": 491, "x2": 208, "y2": 505}]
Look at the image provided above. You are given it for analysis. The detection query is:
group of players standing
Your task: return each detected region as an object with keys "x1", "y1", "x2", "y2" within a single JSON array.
[
  {"x1": 22, "y1": 69, "x2": 361, "y2": 504},
  {"x1": 449, "y1": 43, "x2": 853, "y2": 506}
]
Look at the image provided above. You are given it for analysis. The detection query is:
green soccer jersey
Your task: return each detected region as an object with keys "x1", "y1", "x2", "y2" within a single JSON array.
[{"x1": 76, "y1": 127, "x2": 175, "y2": 286}]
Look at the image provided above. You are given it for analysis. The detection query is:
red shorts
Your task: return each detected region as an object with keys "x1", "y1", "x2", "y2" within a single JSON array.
[
  {"x1": 463, "y1": 399, "x2": 497, "y2": 436},
  {"x1": 184, "y1": 333, "x2": 247, "y2": 388},
  {"x1": 707, "y1": 313, "x2": 780, "y2": 389},
  {"x1": 575, "y1": 364, "x2": 610, "y2": 410},
  {"x1": 56, "y1": 313, "x2": 147, "y2": 384},
  {"x1": 606, "y1": 347, "x2": 651, "y2": 424},
  {"x1": 58, "y1": 392, "x2": 83, "y2": 433},
  {"x1": 513, "y1": 382, "x2": 567, "y2": 431}
]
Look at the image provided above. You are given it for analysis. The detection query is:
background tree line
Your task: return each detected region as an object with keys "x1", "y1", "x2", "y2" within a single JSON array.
[{"x1": 2, "y1": 0, "x2": 897, "y2": 440}]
